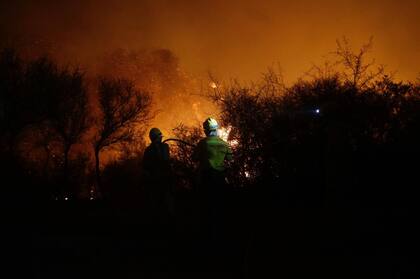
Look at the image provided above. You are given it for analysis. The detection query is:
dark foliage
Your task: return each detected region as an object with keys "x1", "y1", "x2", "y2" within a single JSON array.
[{"x1": 209, "y1": 68, "x2": 419, "y2": 209}]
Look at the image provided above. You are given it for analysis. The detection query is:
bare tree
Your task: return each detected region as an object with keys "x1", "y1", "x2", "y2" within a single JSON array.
[
  {"x1": 333, "y1": 37, "x2": 385, "y2": 88},
  {"x1": 93, "y1": 77, "x2": 152, "y2": 195},
  {"x1": 48, "y1": 67, "x2": 90, "y2": 185}
]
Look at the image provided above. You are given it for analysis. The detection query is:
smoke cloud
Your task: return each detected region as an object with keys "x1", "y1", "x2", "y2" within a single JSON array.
[
  {"x1": 1, "y1": 0, "x2": 418, "y2": 135},
  {"x1": 1, "y1": 0, "x2": 418, "y2": 82}
]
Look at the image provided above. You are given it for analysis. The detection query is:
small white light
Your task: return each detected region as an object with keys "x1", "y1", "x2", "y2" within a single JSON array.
[
  {"x1": 315, "y1": 109, "x2": 320, "y2": 114},
  {"x1": 229, "y1": 139, "x2": 239, "y2": 147},
  {"x1": 64, "y1": 197, "x2": 68, "y2": 201}
]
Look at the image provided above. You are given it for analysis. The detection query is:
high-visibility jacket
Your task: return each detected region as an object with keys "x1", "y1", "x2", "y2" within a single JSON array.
[{"x1": 193, "y1": 136, "x2": 232, "y2": 172}]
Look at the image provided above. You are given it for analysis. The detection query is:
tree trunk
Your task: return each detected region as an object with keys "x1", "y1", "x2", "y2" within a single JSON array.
[
  {"x1": 63, "y1": 144, "x2": 71, "y2": 195},
  {"x1": 63, "y1": 144, "x2": 71, "y2": 178},
  {"x1": 43, "y1": 145, "x2": 51, "y2": 178},
  {"x1": 94, "y1": 146, "x2": 102, "y2": 198}
]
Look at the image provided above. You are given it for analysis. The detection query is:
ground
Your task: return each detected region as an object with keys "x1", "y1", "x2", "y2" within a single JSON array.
[{"x1": 4, "y1": 188, "x2": 415, "y2": 278}]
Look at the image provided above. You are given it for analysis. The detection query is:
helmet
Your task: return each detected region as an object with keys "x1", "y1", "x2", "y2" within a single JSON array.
[
  {"x1": 149, "y1": 127, "x2": 163, "y2": 142},
  {"x1": 203, "y1": 117, "x2": 218, "y2": 132}
]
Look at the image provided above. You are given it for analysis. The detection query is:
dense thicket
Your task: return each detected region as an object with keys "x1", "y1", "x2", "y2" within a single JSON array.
[{"x1": 1, "y1": 41, "x2": 419, "y2": 209}]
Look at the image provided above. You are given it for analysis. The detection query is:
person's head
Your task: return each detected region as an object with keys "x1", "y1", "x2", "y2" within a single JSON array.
[
  {"x1": 149, "y1": 127, "x2": 163, "y2": 143},
  {"x1": 203, "y1": 117, "x2": 219, "y2": 136}
]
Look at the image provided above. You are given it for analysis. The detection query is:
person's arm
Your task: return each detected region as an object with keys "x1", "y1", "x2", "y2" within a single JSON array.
[
  {"x1": 162, "y1": 143, "x2": 170, "y2": 161},
  {"x1": 162, "y1": 143, "x2": 172, "y2": 172},
  {"x1": 225, "y1": 142, "x2": 233, "y2": 161},
  {"x1": 192, "y1": 140, "x2": 202, "y2": 162}
]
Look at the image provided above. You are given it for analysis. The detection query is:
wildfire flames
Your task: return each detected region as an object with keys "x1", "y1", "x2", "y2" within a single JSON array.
[{"x1": 218, "y1": 125, "x2": 239, "y2": 147}]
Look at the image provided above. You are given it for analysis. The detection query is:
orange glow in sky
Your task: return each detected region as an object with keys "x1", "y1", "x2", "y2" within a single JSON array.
[{"x1": 1, "y1": 0, "x2": 418, "y2": 137}]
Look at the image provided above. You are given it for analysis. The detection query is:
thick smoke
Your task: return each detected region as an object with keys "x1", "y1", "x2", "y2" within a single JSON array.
[
  {"x1": 1, "y1": 0, "x2": 419, "y2": 136},
  {"x1": 94, "y1": 47, "x2": 216, "y2": 136},
  {"x1": 0, "y1": 0, "x2": 418, "y2": 83}
]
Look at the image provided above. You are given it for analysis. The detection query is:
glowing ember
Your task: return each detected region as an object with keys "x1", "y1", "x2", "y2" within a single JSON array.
[
  {"x1": 218, "y1": 126, "x2": 231, "y2": 141},
  {"x1": 219, "y1": 126, "x2": 238, "y2": 147},
  {"x1": 210, "y1": 82, "x2": 218, "y2": 89},
  {"x1": 230, "y1": 139, "x2": 239, "y2": 147}
]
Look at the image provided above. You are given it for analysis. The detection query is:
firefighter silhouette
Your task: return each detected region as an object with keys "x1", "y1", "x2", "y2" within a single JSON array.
[{"x1": 143, "y1": 128, "x2": 173, "y2": 220}]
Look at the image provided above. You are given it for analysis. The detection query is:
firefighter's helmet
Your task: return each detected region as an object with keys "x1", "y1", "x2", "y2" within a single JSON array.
[
  {"x1": 203, "y1": 117, "x2": 219, "y2": 132},
  {"x1": 149, "y1": 127, "x2": 163, "y2": 142}
]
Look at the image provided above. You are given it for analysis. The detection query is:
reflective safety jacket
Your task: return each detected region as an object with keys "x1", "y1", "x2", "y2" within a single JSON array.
[{"x1": 193, "y1": 136, "x2": 232, "y2": 172}]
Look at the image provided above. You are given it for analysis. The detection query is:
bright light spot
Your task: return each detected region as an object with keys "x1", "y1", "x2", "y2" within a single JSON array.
[
  {"x1": 219, "y1": 126, "x2": 231, "y2": 142},
  {"x1": 89, "y1": 197, "x2": 94, "y2": 200},
  {"x1": 315, "y1": 109, "x2": 320, "y2": 114},
  {"x1": 209, "y1": 82, "x2": 218, "y2": 89},
  {"x1": 230, "y1": 139, "x2": 239, "y2": 147},
  {"x1": 64, "y1": 197, "x2": 68, "y2": 201},
  {"x1": 219, "y1": 125, "x2": 239, "y2": 147},
  {"x1": 245, "y1": 171, "x2": 250, "y2": 178}
]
